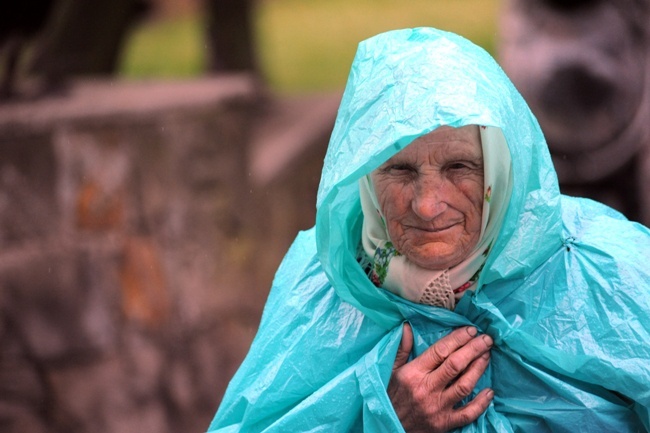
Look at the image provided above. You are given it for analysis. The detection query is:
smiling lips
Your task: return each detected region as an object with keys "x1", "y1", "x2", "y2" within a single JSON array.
[{"x1": 408, "y1": 221, "x2": 462, "y2": 233}]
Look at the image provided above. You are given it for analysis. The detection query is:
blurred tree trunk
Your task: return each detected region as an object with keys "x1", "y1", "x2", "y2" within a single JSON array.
[
  {"x1": 205, "y1": 0, "x2": 259, "y2": 77},
  {"x1": 29, "y1": 0, "x2": 149, "y2": 82}
]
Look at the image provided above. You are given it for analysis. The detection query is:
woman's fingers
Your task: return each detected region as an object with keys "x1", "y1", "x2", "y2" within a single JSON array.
[
  {"x1": 393, "y1": 323, "x2": 414, "y2": 371},
  {"x1": 431, "y1": 333, "x2": 493, "y2": 388},
  {"x1": 443, "y1": 351, "x2": 491, "y2": 403},
  {"x1": 411, "y1": 326, "x2": 485, "y2": 373},
  {"x1": 446, "y1": 387, "x2": 495, "y2": 431},
  {"x1": 387, "y1": 326, "x2": 494, "y2": 432}
]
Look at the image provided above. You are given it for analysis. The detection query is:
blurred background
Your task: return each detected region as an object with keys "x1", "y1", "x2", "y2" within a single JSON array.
[
  {"x1": 0, "y1": 0, "x2": 648, "y2": 432},
  {"x1": 120, "y1": 0, "x2": 498, "y2": 91}
]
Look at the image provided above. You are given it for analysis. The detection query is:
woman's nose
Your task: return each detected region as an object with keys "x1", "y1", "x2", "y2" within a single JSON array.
[{"x1": 411, "y1": 181, "x2": 448, "y2": 220}]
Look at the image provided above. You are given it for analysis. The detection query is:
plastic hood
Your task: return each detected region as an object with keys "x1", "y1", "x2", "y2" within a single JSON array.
[{"x1": 316, "y1": 28, "x2": 562, "y2": 329}]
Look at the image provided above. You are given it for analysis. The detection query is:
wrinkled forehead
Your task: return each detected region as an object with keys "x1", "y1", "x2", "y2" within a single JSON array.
[{"x1": 383, "y1": 125, "x2": 482, "y2": 164}]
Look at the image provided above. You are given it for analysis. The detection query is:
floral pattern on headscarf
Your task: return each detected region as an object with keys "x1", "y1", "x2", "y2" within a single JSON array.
[{"x1": 370, "y1": 242, "x2": 400, "y2": 287}]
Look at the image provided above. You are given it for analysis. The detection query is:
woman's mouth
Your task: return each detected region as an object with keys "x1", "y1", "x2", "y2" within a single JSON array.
[{"x1": 409, "y1": 222, "x2": 461, "y2": 233}]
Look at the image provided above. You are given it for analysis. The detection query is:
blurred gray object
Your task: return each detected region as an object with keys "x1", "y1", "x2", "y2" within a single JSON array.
[
  {"x1": 0, "y1": 0, "x2": 58, "y2": 99},
  {"x1": 499, "y1": 0, "x2": 650, "y2": 225},
  {"x1": 0, "y1": 0, "x2": 151, "y2": 101}
]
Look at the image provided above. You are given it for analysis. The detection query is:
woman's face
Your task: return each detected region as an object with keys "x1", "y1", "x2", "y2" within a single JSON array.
[{"x1": 371, "y1": 125, "x2": 484, "y2": 270}]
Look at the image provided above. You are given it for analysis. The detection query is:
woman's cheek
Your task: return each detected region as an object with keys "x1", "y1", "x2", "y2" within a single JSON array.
[
  {"x1": 467, "y1": 180, "x2": 485, "y2": 215},
  {"x1": 386, "y1": 193, "x2": 412, "y2": 243},
  {"x1": 384, "y1": 186, "x2": 411, "y2": 219}
]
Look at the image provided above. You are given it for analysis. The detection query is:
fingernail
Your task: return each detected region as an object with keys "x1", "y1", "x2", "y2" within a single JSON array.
[
  {"x1": 466, "y1": 327, "x2": 478, "y2": 336},
  {"x1": 481, "y1": 352, "x2": 490, "y2": 360},
  {"x1": 487, "y1": 389, "x2": 494, "y2": 399},
  {"x1": 482, "y1": 335, "x2": 493, "y2": 346}
]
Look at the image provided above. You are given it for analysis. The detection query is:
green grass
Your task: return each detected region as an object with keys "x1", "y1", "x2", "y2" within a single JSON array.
[
  {"x1": 120, "y1": 0, "x2": 498, "y2": 93},
  {"x1": 120, "y1": 14, "x2": 206, "y2": 78}
]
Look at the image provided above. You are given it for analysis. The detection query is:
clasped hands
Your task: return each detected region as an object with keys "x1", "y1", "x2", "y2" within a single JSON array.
[{"x1": 388, "y1": 323, "x2": 494, "y2": 433}]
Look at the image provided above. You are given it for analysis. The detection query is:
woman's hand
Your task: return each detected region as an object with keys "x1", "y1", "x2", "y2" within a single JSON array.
[{"x1": 388, "y1": 323, "x2": 494, "y2": 433}]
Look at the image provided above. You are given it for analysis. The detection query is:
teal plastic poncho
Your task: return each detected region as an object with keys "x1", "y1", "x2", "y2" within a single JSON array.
[{"x1": 209, "y1": 28, "x2": 650, "y2": 432}]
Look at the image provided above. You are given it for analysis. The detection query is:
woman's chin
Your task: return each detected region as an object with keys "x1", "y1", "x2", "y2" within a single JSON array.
[{"x1": 406, "y1": 246, "x2": 467, "y2": 271}]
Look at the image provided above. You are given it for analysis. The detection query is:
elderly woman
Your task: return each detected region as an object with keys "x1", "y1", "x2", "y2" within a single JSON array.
[{"x1": 209, "y1": 28, "x2": 650, "y2": 432}]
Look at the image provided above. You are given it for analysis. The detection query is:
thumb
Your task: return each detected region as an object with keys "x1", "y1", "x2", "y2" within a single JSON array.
[{"x1": 393, "y1": 322, "x2": 414, "y2": 371}]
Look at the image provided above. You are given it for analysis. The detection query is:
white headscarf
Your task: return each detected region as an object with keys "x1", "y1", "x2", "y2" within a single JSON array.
[{"x1": 359, "y1": 126, "x2": 513, "y2": 309}]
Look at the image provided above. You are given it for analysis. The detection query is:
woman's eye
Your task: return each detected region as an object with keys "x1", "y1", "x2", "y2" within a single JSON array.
[
  {"x1": 448, "y1": 161, "x2": 475, "y2": 171},
  {"x1": 388, "y1": 164, "x2": 414, "y2": 172}
]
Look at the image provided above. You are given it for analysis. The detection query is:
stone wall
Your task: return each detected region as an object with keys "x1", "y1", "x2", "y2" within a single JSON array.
[{"x1": 0, "y1": 77, "x2": 336, "y2": 433}]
